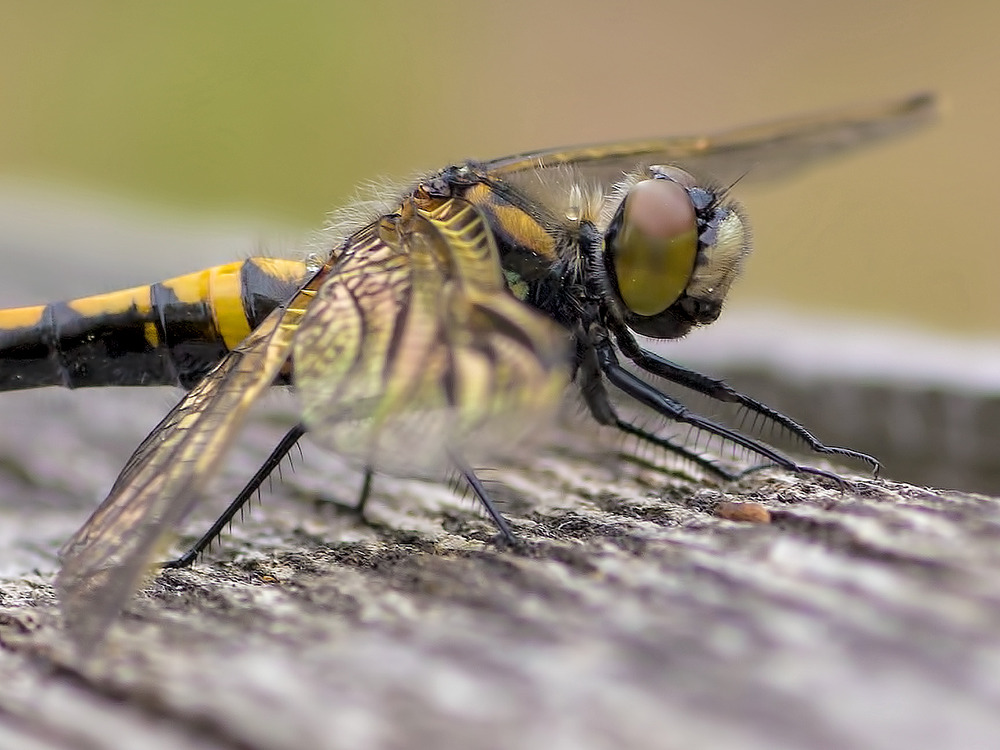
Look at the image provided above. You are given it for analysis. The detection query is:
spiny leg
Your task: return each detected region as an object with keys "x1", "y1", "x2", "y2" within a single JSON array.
[
  {"x1": 162, "y1": 423, "x2": 307, "y2": 569},
  {"x1": 613, "y1": 419, "x2": 748, "y2": 482},
  {"x1": 449, "y1": 453, "x2": 516, "y2": 544},
  {"x1": 611, "y1": 326, "x2": 880, "y2": 475},
  {"x1": 595, "y1": 343, "x2": 850, "y2": 489},
  {"x1": 575, "y1": 334, "x2": 743, "y2": 481}
]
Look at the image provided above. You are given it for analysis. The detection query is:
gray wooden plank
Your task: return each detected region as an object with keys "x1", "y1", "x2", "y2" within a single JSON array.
[{"x1": 1, "y1": 411, "x2": 999, "y2": 750}]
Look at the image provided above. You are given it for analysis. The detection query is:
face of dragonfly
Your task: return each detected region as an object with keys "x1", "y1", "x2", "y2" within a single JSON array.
[{"x1": 601, "y1": 165, "x2": 750, "y2": 339}]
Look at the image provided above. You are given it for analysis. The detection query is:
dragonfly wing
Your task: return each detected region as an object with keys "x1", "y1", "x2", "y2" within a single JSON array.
[
  {"x1": 484, "y1": 92, "x2": 936, "y2": 187},
  {"x1": 56, "y1": 272, "x2": 323, "y2": 653},
  {"x1": 293, "y1": 197, "x2": 570, "y2": 477}
]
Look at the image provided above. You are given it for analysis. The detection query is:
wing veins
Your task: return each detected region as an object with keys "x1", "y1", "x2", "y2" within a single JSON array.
[{"x1": 56, "y1": 273, "x2": 323, "y2": 652}]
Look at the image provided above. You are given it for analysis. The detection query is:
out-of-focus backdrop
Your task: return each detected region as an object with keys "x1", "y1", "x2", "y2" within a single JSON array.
[
  {"x1": 0, "y1": 1, "x2": 997, "y2": 492},
  {"x1": 0, "y1": 1, "x2": 996, "y2": 328}
]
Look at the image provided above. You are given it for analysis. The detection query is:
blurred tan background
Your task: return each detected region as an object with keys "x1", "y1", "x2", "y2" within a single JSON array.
[{"x1": 0, "y1": 0, "x2": 996, "y2": 334}]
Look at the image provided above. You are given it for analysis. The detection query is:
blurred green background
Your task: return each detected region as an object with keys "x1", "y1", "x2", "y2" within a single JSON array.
[{"x1": 0, "y1": 1, "x2": 996, "y2": 333}]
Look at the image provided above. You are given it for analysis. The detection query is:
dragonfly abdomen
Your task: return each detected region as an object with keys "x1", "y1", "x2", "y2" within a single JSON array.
[{"x1": 0, "y1": 258, "x2": 309, "y2": 390}]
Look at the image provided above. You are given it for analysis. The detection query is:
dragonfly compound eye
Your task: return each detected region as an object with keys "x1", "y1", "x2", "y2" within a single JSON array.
[
  {"x1": 605, "y1": 168, "x2": 752, "y2": 340},
  {"x1": 609, "y1": 177, "x2": 698, "y2": 317}
]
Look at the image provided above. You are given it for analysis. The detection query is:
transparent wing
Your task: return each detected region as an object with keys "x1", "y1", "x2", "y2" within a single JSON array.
[
  {"x1": 483, "y1": 92, "x2": 936, "y2": 187},
  {"x1": 56, "y1": 273, "x2": 323, "y2": 653},
  {"x1": 293, "y1": 197, "x2": 570, "y2": 476}
]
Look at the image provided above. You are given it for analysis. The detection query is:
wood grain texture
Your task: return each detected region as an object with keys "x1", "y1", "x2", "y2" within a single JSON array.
[{"x1": 1, "y1": 387, "x2": 999, "y2": 750}]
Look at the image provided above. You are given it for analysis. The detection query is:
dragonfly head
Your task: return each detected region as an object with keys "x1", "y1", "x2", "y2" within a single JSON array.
[{"x1": 604, "y1": 166, "x2": 750, "y2": 339}]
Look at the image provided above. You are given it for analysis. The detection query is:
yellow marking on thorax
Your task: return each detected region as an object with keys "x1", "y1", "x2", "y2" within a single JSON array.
[
  {"x1": 464, "y1": 184, "x2": 557, "y2": 261},
  {"x1": 503, "y1": 270, "x2": 530, "y2": 301}
]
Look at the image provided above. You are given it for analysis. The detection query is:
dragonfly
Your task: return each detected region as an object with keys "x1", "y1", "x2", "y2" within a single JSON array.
[{"x1": 0, "y1": 92, "x2": 936, "y2": 653}]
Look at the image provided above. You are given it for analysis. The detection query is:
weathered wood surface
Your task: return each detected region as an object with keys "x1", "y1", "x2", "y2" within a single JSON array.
[{"x1": 2, "y1": 383, "x2": 1000, "y2": 750}]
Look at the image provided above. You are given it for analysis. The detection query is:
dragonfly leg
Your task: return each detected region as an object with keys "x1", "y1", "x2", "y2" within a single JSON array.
[
  {"x1": 354, "y1": 468, "x2": 374, "y2": 515},
  {"x1": 162, "y1": 423, "x2": 307, "y2": 569},
  {"x1": 595, "y1": 342, "x2": 851, "y2": 490},
  {"x1": 613, "y1": 419, "x2": 750, "y2": 482},
  {"x1": 449, "y1": 453, "x2": 516, "y2": 544},
  {"x1": 311, "y1": 466, "x2": 376, "y2": 521},
  {"x1": 576, "y1": 335, "x2": 742, "y2": 481},
  {"x1": 612, "y1": 326, "x2": 880, "y2": 476}
]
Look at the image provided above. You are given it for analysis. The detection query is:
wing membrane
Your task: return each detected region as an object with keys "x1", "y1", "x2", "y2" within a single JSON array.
[
  {"x1": 293, "y1": 197, "x2": 569, "y2": 476},
  {"x1": 484, "y1": 92, "x2": 936, "y2": 187},
  {"x1": 56, "y1": 273, "x2": 323, "y2": 653}
]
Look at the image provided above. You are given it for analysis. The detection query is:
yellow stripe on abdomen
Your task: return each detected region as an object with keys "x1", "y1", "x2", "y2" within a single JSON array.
[
  {"x1": 0, "y1": 305, "x2": 47, "y2": 329},
  {"x1": 0, "y1": 257, "x2": 311, "y2": 392},
  {"x1": 207, "y1": 263, "x2": 252, "y2": 350}
]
